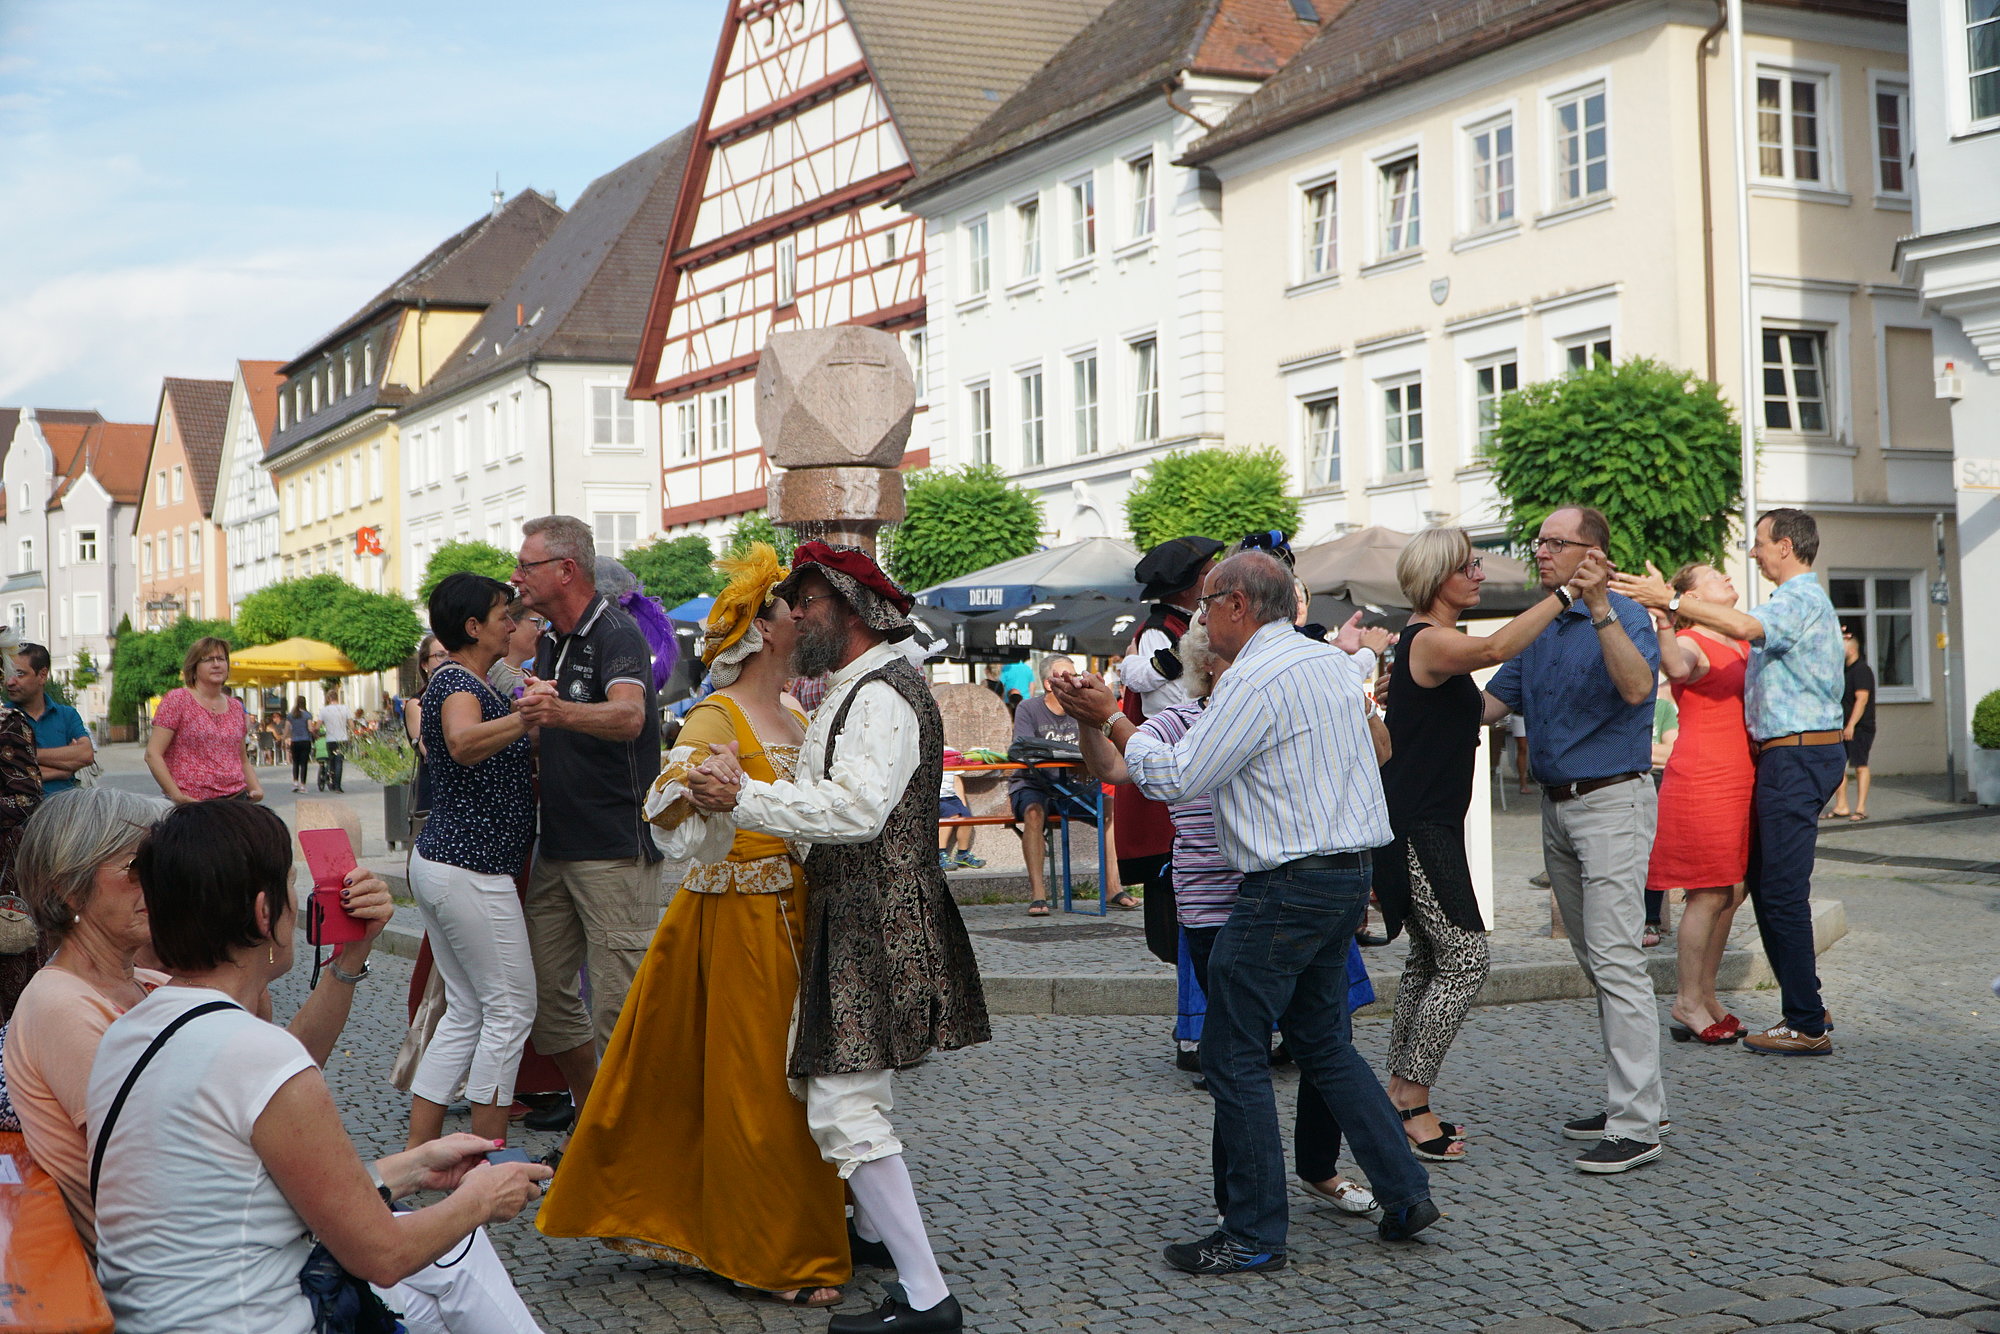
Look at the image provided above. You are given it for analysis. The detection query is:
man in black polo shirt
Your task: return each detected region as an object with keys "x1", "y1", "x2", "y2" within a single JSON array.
[{"x1": 513, "y1": 514, "x2": 664, "y2": 1125}]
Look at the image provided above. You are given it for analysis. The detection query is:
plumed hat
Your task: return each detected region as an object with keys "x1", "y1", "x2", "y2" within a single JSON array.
[
  {"x1": 1136, "y1": 536, "x2": 1226, "y2": 599},
  {"x1": 774, "y1": 540, "x2": 915, "y2": 639},
  {"x1": 701, "y1": 543, "x2": 788, "y2": 679}
]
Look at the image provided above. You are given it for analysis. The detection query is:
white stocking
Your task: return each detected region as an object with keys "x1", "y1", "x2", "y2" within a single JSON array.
[
  {"x1": 846, "y1": 1154, "x2": 948, "y2": 1312},
  {"x1": 851, "y1": 1199, "x2": 883, "y2": 1244}
]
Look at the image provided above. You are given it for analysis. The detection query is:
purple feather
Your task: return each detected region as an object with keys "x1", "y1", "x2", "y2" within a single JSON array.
[{"x1": 619, "y1": 590, "x2": 680, "y2": 691}]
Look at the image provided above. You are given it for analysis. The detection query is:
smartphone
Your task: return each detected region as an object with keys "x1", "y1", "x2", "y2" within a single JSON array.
[{"x1": 484, "y1": 1147, "x2": 534, "y2": 1166}]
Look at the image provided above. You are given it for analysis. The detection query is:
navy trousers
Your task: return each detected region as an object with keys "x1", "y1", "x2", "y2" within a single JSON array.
[{"x1": 1744, "y1": 742, "x2": 1846, "y2": 1033}]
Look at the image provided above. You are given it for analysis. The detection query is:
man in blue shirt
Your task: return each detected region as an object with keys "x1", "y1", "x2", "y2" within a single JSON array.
[
  {"x1": 1613, "y1": 508, "x2": 1844, "y2": 1056},
  {"x1": 1485, "y1": 507, "x2": 1667, "y2": 1174},
  {"x1": 8, "y1": 643, "x2": 92, "y2": 794}
]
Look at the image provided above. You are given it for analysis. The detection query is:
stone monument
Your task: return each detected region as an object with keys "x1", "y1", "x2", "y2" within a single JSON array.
[{"x1": 756, "y1": 325, "x2": 915, "y2": 556}]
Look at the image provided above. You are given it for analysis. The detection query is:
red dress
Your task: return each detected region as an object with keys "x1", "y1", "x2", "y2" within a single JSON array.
[{"x1": 1648, "y1": 632, "x2": 1754, "y2": 890}]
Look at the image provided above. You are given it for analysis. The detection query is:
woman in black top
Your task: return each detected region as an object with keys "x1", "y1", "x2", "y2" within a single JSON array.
[
  {"x1": 1830, "y1": 624, "x2": 1876, "y2": 820},
  {"x1": 1378, "y1": 526, "x2": 1577, "y2": 1160},
  {"x1": 404, "y1": 575, "x2": 537, "y2": 1151}
]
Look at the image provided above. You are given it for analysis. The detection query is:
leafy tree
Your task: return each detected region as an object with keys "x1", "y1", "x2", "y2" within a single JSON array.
[
  {"x1": 1489, "y1": 357, "x2": 1742, "y2": 573},
  {"x1": 234, "y1": 574, "x2": 348, "y2": 645},
  {"x1": 1974, "y1": 689, "x2": 2000, "y2": 751},
  {"x1": 418, "y1": 539, "x2": 518, "y2": 602},
  {"x1": 887, "y1": 465, "x2": 1043, "y2": 591},
  {"x1": 317, "y1": 586, "x2": 424, "y2": 674},
  {"x1": 1124, "y1": 447, "x2": 1300, "y2": 551},
  {"x1": 721, "y1": 511, "x2": 796, "y2": 564},
  {"x1": 623, "y1": 534, "x2": 723, "y2": 607},
  {"x1": 109, "y1": 618, "x2": 236, "y2": 724},
  {"x1": 70, "y1": 649, "x2": 99, "y2": 689}
]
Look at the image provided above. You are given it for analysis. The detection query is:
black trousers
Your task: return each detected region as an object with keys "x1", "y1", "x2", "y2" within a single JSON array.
[
  {"x1": 290, "y1": 740, "x2": 311, "y2": 784},
  {"x1": 1185, "y1": 925, "x2": 1346, "y2": 1187}
]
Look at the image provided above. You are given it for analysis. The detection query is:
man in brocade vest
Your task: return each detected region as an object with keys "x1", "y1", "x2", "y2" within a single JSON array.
[
  {"x1": 688, "y1": 541, "x2": 990, "y2": 1334},
  {"x1": 1120, "y1": 536, "x2": 1224, "y2": 1071}
]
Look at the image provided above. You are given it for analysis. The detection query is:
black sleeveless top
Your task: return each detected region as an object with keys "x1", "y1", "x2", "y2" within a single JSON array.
[{"x1": 1379, "y1": 621, "x2": 1483, "y2": 831}]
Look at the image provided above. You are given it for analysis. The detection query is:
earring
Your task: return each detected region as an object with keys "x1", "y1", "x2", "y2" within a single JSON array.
[{"x1": 267, "y1": 943, "x2": 275, "y2": 965}]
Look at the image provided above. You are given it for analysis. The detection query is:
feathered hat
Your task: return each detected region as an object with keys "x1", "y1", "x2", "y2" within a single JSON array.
[{"x1": 702, "y1": 543, "x2": 788, "y2": 683}]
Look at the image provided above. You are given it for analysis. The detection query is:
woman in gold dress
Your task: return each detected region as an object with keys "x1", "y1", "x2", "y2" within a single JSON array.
[{"x1": 536, "y1": 545, "x2": 850, "y2": 1306}]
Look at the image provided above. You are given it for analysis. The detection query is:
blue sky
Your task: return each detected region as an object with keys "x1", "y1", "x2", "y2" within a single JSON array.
[{"x1": 0, "y1": 0, "x2": 717, "y2": 421}]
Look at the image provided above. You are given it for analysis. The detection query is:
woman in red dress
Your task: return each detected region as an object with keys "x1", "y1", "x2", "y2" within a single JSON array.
[{"x1": 1648, "y1": 563, "x2": 1755, "y2": 1045}]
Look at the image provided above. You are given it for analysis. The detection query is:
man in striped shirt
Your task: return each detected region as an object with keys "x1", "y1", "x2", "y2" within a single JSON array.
[{"x1": 1055, "y1": 550, "x2": 1438, "y2": 1274}]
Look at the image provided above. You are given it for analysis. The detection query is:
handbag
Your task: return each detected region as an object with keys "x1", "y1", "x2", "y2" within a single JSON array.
[{"x1": 91, "y1": 1000, "x2": 405, "y2": 1334}]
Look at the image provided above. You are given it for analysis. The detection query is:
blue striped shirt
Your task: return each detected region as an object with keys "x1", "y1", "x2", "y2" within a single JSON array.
[{"x1": 1124, "y1": 620, "x2": 1392, "y2": 872}]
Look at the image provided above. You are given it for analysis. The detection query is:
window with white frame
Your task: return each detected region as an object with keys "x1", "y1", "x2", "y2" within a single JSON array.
[
  {"x1": 171, "y1": 466, "x2": 183, "y2": 504},
  {"x1": 1472, "y1": 355, "x2": 1519, "y2": 457},
  {"x1": 76, "y1": 528, "x2": 97, "y2": 563},
  {"x1": 777, "y1": 235, "x2": 798, "y2": 307},
  {"x1": 1550, "y1": 86, "x2": 1607, "y2": 205},
  {"x1": 1301, "y1": 177, "x2": 1337, "y2": 280},
  {"x1": 1972, "y1": 0, "x2": 2000, "y2": 122},
  {"x1": 453, "y1": 415, "x2": 471, "y2": 474},
  {"x1": 1071, "y1": 353, "x2": 1099, "y2": 456},
  {"x1": 1379, "y1": 155, "x2": 1420, "y2": 255},
  {"x1": 1018, "y1": 369, "x2": 1045, "y2": 468},
  {"x1": 1127, "y1": 154, "x2": 1155, "y2": 240},
  {"x1": 676, "y1": 401, "x2": 699, "y2": 458},
  {"x1": 171, "y1": 529, "x2": 184, "y2": 570},
  {"x1": 1130, "y1": 338, "x2": 1160, "y2": 443},
  {"x1": 965, "y1": 216, "x2": 990, "y2": 297},
  {"x1": 706, "y1": 391, "x2": 732, "y2": 453},
  {"x1": 282, "y1": 483, "x2": 295, "y2": 530},
  {"x1": 316, "y1": 466, "x2": 329, "y2": 519},
  {"x1": 1014, "y1": 197, "x2": 1041, "y2": 281},
  {"x1": 904, "y1": 330, "x2": 927, "y2": 402},
  {"x1": 1467, "y1": 116, "x2": 1516, "y2": 227},
  {"x1": 343, "y1": 351, "x2": 354, "y2": 396},
  {"x1": 1829, "y1": 573, "x2": 1921, "y2": 696},
  {"x1": 1761, "y1": 328, "x2": 1829, "y2": 433},
  {"x1": 309, "y1": 377, "x2": 320, "y2": 413},
  {"x1": 75, "y1": 592, "x2": 101, "y2": 637},
  {"x1": 967, "y1": 382, "x2": 993, "y2": 465},
  {"x1": 1562, "y1": 331, "x2": 1613, "y2": 373},
  {"x1": 330, "y1": 460, "x2": 345, "y2": 513},
  {"x1": 8, "y1": 606, "x2": 22, "y2": 636},
  {"x1": 1382, "y1": 377, "x2": 1424, "y2": 475},
  {"x1": 1068, "y1": 174, "x2": 1097, "y2": 262},
  {"x1": 1873, "y1": 80, "x2": 1909, "y2": 194},
  {"x1": 143, "y1": 538, "x2": 153, "y2": 576},
  {"x1": 278, "y1": 398, "x2": 288, "y2": 431},
  {"x1": 348, "y1": 450, "x2": 362, "y2": 509},
  {"x1": 362, "y1": 342, "x2": 375, "y2": 386},
  {"x1": 189, "y1": 522, "x2": 202, "y2": 569},
  {"x1": 592, "y1": 512, "x2": 640, "y2": 558},
  {"x1": 1756, "y1": 71, "x2": 1828, "y2": 183},
  {"x1": 369, "y1": 441, "x2": 383, "y2": 499},
  {"x1": 591, "y1": 386, "x2": 636, "y2": 449},
  {"x1": 1305, "y1": 395, "x2": 1341, "y2": 489},
  {"x1": 154, "y1": 470, "x2": 166, "y2": 504}
]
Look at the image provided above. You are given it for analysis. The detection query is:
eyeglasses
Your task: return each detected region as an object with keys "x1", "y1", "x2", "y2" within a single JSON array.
[
  {"x1": 1195, "y1": 590, "x2": 1240, "y2": 611},
  {"x1": 513, "y1": 556, "x2": 565, "y2": 574},
  {"x1": 1531, "y1": 537, "x2": 1589, "y2": 554},
  {"x1": 1458, "y1": 557, "x2": 1484, "y2": 576},
  {"x1": 793, "y1": 594, "x2": 839, "y2": 612},
  {"x1": 197, "y1": 655, "x2": 229, "y2": 666}
]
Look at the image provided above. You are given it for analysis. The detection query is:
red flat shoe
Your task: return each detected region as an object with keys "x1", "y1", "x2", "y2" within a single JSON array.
[
  {"x1": 1696, "y1": 1020, "x2": 1740, "y2": 1044},
  {"x1": 1720, "y1": 1013, "x2": 1745, "y2": 1036}
]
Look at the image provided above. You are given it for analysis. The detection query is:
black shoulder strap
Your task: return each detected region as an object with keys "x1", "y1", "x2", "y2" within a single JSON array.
[{"x1": 90, "y1": 1000, "x2": 237, "y2": 1202}]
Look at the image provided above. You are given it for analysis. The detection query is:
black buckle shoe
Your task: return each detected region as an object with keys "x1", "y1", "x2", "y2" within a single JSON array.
[
  {"x1": 847, "y1": 1220, "x2": 893, "y2": 1269},
  {"x1": 1162, "y1": 1229, "x2": 1286, "y2": 1275},
  {"x1": 523, "y1": 1099, "x2": 576, "y2": 1133},
  {"x1": 1378, "y1": 1198, "x2": 1440, "y2": 1241},
  {"x1": 827, "y1": 1283, "x2": 962, "y2": 1332}
]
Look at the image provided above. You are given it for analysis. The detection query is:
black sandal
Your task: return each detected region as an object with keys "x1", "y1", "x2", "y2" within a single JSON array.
[
  {"x1": 1398, "y1": 1105, "x2": 1465, "y2": 1161},
  {"x1": 1027, "y1": 899, "x2": 1050, "y2": 916},
  {"x1": 1108, "y1": 890, "x2": 1141, "y2": 910}
]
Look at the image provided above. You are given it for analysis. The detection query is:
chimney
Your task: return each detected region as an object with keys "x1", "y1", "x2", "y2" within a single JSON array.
[{"x1": 491, "y1": 173, "x2": 504, "y2": 215}]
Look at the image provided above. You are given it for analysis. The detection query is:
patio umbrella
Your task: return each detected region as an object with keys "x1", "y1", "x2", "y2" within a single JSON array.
[
  {"x1": 914, "y1": 537, "x2": 1142, "y2": 612},
  {"x1": 225, "y1": 637, "x2": 359, "y2": 686},
  {"x1": 667, "y1": 594, "x2": 715, "y2": 622},
  {"x1": 1295, "y1": 526, "x2": 1539, "y2": 615}
]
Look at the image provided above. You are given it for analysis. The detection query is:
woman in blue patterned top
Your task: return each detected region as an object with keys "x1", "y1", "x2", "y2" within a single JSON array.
[{"x1": 406, "y1": 573, "x2": 537, "y2": 1150}]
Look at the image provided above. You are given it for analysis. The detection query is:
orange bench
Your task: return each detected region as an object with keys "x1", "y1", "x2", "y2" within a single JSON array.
[
  {"x1": 942, "y1": 761, "x2": 1110, "y2": 914},
  {"x1": 0, "y1": 1131, "x2": 112, "y2": 1333}
]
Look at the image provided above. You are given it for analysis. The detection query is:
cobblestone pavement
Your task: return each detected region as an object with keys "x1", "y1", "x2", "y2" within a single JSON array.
[{"x1": 277, "y1": 851, "x2": 2000, "y2": 1334}]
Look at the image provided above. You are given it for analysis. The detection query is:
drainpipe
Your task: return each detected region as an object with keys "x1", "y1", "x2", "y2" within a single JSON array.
[
  {"x1": 525, "y1": 360, "x2": 557, "y2": 516},
  {"x1": 1162, "y1": 76, "x2": 1217, "y2": 132},
  {"x1": 1726, "y1": 0, "x2": 1759, "y2": 603},
  {"x1": 1696, "y1": 0, "x2": 1728, "y2": 384}
]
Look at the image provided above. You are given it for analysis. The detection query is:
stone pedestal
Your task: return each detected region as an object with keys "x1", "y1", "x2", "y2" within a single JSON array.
[{"x1": 757, "y1": 326, "x2": 915, "y2": 557}]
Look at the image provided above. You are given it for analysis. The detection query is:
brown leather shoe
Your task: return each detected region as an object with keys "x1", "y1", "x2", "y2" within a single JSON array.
[{"x1": 1742, "y1": 1024, "x2": 1832, "y2": 1056}]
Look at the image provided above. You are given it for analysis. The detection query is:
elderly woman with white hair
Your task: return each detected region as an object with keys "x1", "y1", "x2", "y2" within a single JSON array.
[{"x1": 538, "y1": 543, "x2": 852, "y2": 1310}]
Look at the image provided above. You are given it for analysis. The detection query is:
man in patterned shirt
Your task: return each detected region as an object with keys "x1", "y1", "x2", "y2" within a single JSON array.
[{"x1": 1614, "y1": 507, "x2": 1845, "y2": 1055}]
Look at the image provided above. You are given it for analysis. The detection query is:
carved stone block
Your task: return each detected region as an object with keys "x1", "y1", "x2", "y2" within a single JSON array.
[
  {"x1": 766, "y1": 465, "x2": 905, "y2": 526},
  {"x1": 755, "y1": 327, "x2": 914, "y2": 469}
]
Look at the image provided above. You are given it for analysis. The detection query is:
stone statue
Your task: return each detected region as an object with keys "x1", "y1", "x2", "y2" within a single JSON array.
[{"x1": 757, "y1": 326, "x2": 915, "y2": 555}]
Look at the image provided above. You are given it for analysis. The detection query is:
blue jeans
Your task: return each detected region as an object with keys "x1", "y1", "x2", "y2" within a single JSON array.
[
  {"x1": 1199, "y1": 863, "x2": 1429, "y2": 1254},
  {"x1": 1745, "y1": 743, "x2": 1845, "y2": 1033}
]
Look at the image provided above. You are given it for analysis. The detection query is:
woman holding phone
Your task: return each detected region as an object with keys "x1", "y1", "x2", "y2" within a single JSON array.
[{"x1": 404, "y1": 574, "x2": 536, "y2": 1150}]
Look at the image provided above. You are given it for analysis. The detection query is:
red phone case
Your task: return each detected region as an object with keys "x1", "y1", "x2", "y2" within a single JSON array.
[{"x1": 298, "y1": 828, "x2": 358, "y2": 890}]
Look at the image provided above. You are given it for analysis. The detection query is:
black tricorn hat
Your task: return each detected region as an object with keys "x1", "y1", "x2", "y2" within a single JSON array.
[{"x1": 1135, "y1": 536, "x2": 1227, "y2": 599}]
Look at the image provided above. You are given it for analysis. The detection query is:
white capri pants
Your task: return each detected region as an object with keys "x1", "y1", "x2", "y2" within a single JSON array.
[
  {"x1": 376, "y1": 1224, "x2": 544, "y2": 1334},
  {"x1": 408, "y1": 850, "x2": 537, "y2": 1108},
  {"x1": 804, "y1": 1070, "x2": 904, "y2": 1179}
]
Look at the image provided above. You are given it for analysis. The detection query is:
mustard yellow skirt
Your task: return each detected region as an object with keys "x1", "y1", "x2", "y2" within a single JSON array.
[{"x1": 536, "y1": 863, "x2": 849, "y2": 1290}]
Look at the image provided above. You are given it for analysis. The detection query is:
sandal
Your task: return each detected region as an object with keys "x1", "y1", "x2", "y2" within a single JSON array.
[
  {"x1": 1027, "y1": 899, "x2": 1050, "y2": 916},
  {"x1": 739, "y1": 1284, "x2": 843, "y2": 1308},
  {"x1": 1301, "y1": 1177, "x2": 1378, "y2": 1215},
  {"x1": 1848, "y1": 811, "x2": 1868, "y2": 822},
  {"x1": 1398, "y1": 1105, "x2": 1465, "y2": 1161},
  {"x1": 1108, "y1": 890, "x2": 1141, "y2": 910}
]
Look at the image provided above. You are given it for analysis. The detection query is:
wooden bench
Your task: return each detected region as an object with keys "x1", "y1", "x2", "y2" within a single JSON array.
[
  {"x1": 942, "y1": 761, "x2": 1110, "y2": 914},
  {"x1": 0, "y1": 1132, "x2": 113, "y2": 1333}
]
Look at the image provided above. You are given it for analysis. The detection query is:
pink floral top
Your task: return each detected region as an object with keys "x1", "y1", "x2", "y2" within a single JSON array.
[{"x1": 153, "y1": 688, "x2": 248, "y2": 800}]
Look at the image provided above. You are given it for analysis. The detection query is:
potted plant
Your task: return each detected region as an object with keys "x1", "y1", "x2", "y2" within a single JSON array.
[
  {"x1": 348, "y1": 731, "x2": 421, "y2": 847},
  {"x1": 1973, "y1": 690, "x2": 2000, "y2": 807}
]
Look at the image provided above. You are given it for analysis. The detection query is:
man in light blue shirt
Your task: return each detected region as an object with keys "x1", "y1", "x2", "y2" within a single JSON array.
[
  {"x1": 1055, "y1": 551, "x2": 1436, "y2": 1274},
  {"x1": 1614, "y1": 508, "x2": 1845, "y2": 1056}
]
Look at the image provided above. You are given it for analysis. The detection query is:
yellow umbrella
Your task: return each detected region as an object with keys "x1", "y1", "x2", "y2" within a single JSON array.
[{"x1": 225, "y1": 637, "x2": 359, "y2": 687}]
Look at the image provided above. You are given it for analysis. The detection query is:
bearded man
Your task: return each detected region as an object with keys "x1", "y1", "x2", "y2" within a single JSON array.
[{"x1": 688, "y1": 541, "x2": 989, "y2": 1334}]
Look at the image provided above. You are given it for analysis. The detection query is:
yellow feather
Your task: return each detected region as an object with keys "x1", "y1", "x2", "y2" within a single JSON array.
[{"x1": 702, "y1": 542, "x2": 789, "y2": 664}]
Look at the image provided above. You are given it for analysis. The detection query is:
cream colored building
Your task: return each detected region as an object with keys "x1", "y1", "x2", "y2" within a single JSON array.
[{"x1": 1184, "y1": 0, "x2": 1957, "y2": 773}]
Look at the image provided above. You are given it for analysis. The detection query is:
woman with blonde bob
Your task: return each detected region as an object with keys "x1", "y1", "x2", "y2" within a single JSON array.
[
  {"x1": 1375, "y1": 525, "x2": 1578, "y2": 1160},
  {"x1": 537, "y1": 543, "x2": 851, "y2": 1309},
  {"x1": 145, "y1": 635, "x2": 260, "y2": 804}
]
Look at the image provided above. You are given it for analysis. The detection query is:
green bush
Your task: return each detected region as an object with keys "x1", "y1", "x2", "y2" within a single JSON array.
[
  {"x1": 1124, "y1": 446, "x2": 1299, "y2": 550},
  {"x1": 231, "y1": 575, "x2": 421, "y2": 674},
  {"x1": 887, "y1": 464, "x2": 1043, "y2": 590},
  {"x1": 109, "y1": 618, "x2": 237, "y2": 722},
  {"x1": 234, "y1": 574, "x2": 349, "y2": 645},
  {"x1": 722, "y1": 511, "x2": 797, "y2": 564},
  {"x1": 1974, "y1": 690, "x2": 2000, "y2": 751},
  {"x1": 623, "y1": 534, "x2": 723, "y2": 607},
  {"x1": 417, "y1": 540, "x2": 518, "y2": 602},
  {"x1": 1489, "y1": 357, "x2": 1742, "y2": 573},
  {"x1": 348, "y1": 729, "x2": 418, "y2": 786}
]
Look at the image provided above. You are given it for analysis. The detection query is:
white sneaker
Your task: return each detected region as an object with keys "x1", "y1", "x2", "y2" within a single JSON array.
[{"x1": 1300, "y1": 1177, "x2": 1378, "y2": 1214}]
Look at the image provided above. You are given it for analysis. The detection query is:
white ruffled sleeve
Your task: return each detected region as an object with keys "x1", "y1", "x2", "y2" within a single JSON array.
[
  {"x1": 731, "y1": 680, "x2": 919, "y2": 844},
  {"x1": 644, "y1": 745, "x2": 739, "y2": 864}
]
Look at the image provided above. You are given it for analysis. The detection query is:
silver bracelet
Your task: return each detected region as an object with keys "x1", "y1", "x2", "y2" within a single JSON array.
[{"x1": 329, "y1": 957, "x2": 371, "y2": 985}]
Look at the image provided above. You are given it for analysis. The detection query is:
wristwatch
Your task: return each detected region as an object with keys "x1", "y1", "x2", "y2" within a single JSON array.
[
  {"x1": 1666, "y1": 594, "x2": 1682, "y2": 614},
  {"x1": 367, "y1": 1164, "x2": 392, "y2": 1206},
  {"x1": 329, "y1": 956, "x2": 371, "y2": 985},
  {"x1": 1099, "y1": 716, "x2": 1120, "y2": 738},
  {"x1": 1591, "y1": 611, "x2": 1618, "y2": 630}
]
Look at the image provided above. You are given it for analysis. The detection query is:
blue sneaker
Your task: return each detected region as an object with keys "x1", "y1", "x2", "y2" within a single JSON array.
[
  {"x1": 1163, "y1": 1230, "x2": 1286, "y2": 1275},
  {"x1": 957, "y1": 851, "x2": 985, "y2": 868},
  {"x1": 938, "y1": 850, "x2": 961, "y2": 871}
]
